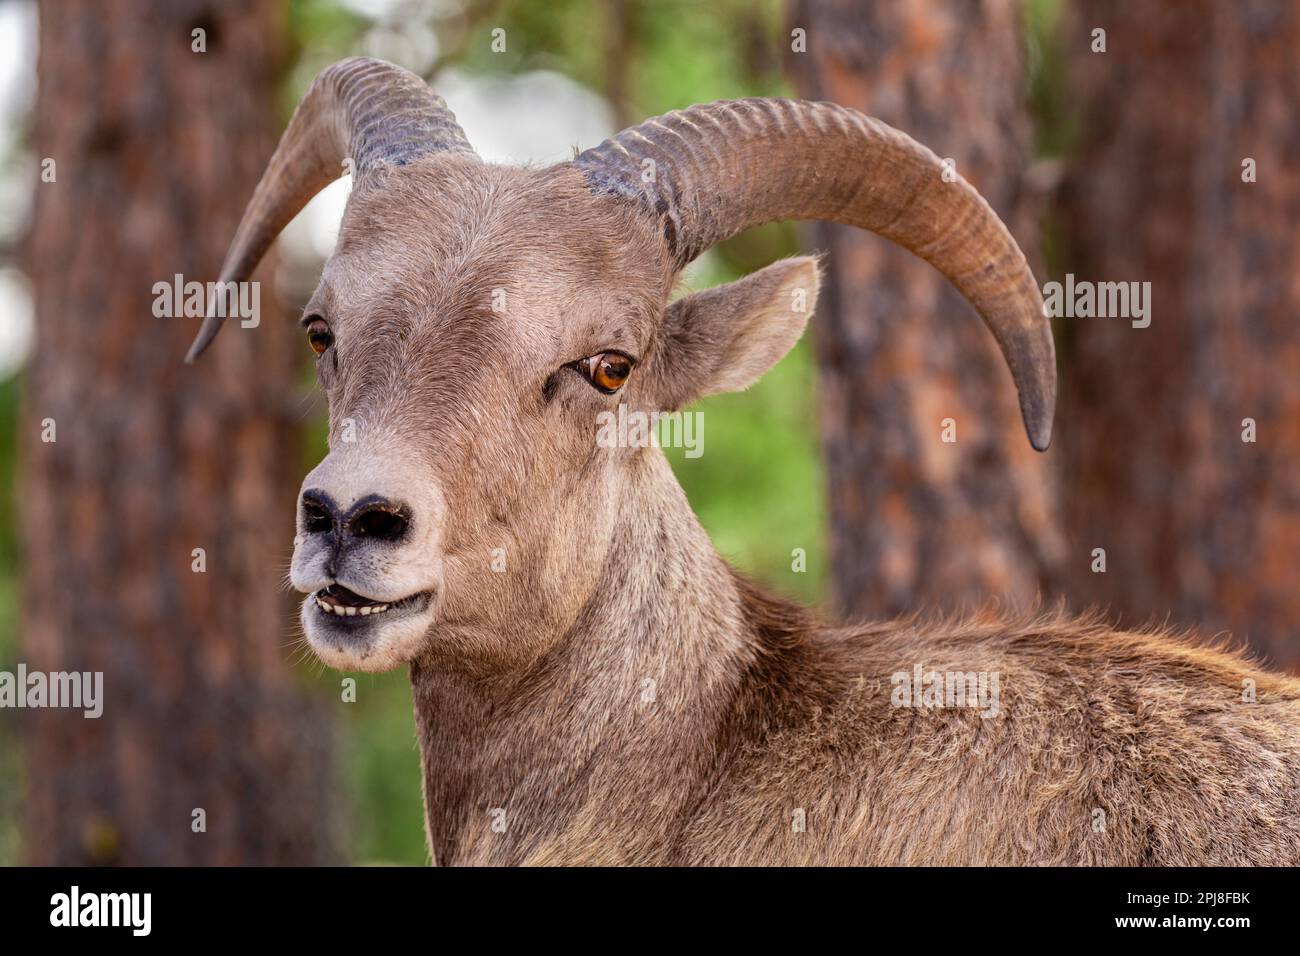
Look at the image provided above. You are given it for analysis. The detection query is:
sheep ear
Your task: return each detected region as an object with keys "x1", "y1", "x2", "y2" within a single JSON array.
[{"x1": 653, "y1": 256, "x2": 821, "y2": 409}]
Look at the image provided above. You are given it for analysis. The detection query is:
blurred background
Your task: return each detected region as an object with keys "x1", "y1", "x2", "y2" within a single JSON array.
[{"x1": 0, "y1": 0, "x2": 1296, "y2": 864}]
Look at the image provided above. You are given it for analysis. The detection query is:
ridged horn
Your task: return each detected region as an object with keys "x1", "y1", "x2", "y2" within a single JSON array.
[
  {"x1": 185, "y1": 57, "x2": 476, "y2": 363},
  {"x1": 573, "y1": 98, "x2": 1056, "y2": 451}
]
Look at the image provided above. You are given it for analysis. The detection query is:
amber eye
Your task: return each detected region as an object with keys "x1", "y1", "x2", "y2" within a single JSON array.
[
  {"x1": 582, "y1": 352, "x2": 634, "y2": 393},
  {"x1": 305, "y1": 318, "x2": 333, "y2": 355}
]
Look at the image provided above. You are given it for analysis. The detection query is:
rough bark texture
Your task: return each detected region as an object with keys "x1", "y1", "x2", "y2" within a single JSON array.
[
  {"x1": 20, "y1": 0, "x2": 337, "y2": 864},
  {"x1": 1058, "y1": 1, "x2": 1300, "y2": 672},
  {"x1": 787, "y1": 0, "x2": 1061, "y2": 619}
]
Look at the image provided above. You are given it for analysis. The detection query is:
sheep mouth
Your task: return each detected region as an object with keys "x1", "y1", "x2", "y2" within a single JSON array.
[{"x1": 313, "y1": 584, "x2": 430, "y2": 619}]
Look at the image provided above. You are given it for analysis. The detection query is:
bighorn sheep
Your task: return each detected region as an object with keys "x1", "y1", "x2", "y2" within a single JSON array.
[{"x1": 190, "y1": 58, "x2": 1300, "y2": 865}]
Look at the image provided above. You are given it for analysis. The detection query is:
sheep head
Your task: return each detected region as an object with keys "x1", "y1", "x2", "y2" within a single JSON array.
[{"x1": 188, "y1": 58, "x2": 1055, "y2": 673}]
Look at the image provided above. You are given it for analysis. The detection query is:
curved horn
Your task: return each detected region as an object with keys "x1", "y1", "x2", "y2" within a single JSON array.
[
  {"x1": 573, "y1": 98, "x2": 1056, "y2": 450},
  {"x1": 185, "y1": 57, "x2": 476, "y2": 362}
]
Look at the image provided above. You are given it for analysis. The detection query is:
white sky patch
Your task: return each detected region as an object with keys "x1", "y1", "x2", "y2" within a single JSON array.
[
  {"x1": 433, "y1": 68, "x2": 615, "y2": 165},
  {"x1": 339, "y1": 0, "x2": 443, "y2": 22},
  {"x1": 281, "y1": 178, "x2": 354, "y2": 265},
  {"x1": 0, "y1": 1, "x2": 37, "y2": 240},
  {"x1": 0, "y1": 2, "x2": 36, "y2": 133},
  {"x1": 0, "y1": 268, "x2": 34, "y2": 380},
  {"x1": 360, "y1": 21, "x2": 440, "y2": 76},
  {"x1": 0, "y1": 1, "x2": 36, "y2": 381}
]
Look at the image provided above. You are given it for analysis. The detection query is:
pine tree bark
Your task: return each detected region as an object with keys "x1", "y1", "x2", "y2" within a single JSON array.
[
  {"x1": 787, "y1": 0, "x2": 1061, "y2": 618},
  {"x1": 1058, "y1": 1, "x2": 1300, "y2": 671},
  {"x1": 20, "y1": 0, "x2": 338, "y2": 863}
]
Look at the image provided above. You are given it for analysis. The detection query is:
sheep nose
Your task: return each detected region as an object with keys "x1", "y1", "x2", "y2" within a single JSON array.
[
  {"x1": 347, "y1": 497, "x2": 410, "y2": 542},
  {"x1": 301, "y1": 492, "x2": 338, "y2": 535},
  {"x1": 300, "y1": 492, "x2": 410, "y2": 543}
]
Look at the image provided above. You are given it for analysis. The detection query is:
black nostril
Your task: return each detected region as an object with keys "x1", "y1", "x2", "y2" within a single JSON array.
[
  {"x1": 349, "y1": 501, "x2": 409, "y2": 542},
  {"x1": 301, "y1": 494, "x2": 336, "y2": 535}
]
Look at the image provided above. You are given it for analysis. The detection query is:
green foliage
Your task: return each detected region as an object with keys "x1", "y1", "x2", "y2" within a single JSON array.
[
  {"x1": 667, "y1": 336, "x2": 826, "y2": 605},
  {"x1": 451, "y1": 0, "x2": 790, "y2": 112},
  {"x1": 1024, "y1": 0, "x2": 1074, "y2": 160},
  {"x1": 337, "y1": 672, "x2": 426, "y2": 864}
]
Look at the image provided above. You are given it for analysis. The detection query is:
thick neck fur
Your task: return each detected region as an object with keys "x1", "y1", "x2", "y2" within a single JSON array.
[{"x1": 410, "y1": 451, "x2": 799, "y2": 865}]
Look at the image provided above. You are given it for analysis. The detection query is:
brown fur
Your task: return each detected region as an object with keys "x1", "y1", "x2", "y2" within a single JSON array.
[
  {"x1": 270, "y1": 156, "x2": 1300, "y2": 866},
  {"x1": 410, "y1": 461, "x2": 1300, "y2": 865}
]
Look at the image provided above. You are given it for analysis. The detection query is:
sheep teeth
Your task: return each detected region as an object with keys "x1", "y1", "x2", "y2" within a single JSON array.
[{"x1": 314, "y1": 595, "x2": 392, "y2": 617}]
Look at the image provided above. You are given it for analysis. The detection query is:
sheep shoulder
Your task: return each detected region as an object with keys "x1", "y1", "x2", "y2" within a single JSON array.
[{"x1": 682, "y1": 581, "x2": 1300, "y2": 865}]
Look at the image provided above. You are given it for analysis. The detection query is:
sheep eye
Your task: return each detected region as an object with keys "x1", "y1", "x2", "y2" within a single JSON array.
[
  {"x1": 580, "y1": 352, "x2": 634, "y2": 393},
  {"x1": 306, "y1": 318, "x2": 333, "y2": 355}
]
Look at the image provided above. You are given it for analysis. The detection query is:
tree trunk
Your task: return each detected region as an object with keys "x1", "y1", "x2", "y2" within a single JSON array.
[
  {"x1": 20, "y1": 0, "x2": 337, "y2": 864},
  {"x1": 787, "y1": 0, "x2": 1061, "y2": 619},
  {"x1": 1058, "y1": 0, "x2": 1300, "y2": 671}
]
